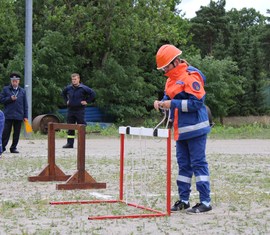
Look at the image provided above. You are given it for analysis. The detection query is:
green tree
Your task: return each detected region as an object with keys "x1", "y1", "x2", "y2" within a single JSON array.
[
  {"x1": 76, "y1": 0, "x2": 191, "y2": 122},
  {"x1": 189, "y1": 0, "x2": 229, "y2": 57},
  {"x1": 6, "y1": 0, "x2": 267, "y2": 123},
  {"x1": 3, "y1": 0, "x2": 191, "y2": 123},
  {"x1": 0, "y1": 0, "x2": 20, "y2": 87},
  {"x1": 227, "y1": 8, "x2": 269, "y2": 115},
  {"x1": 188, "y1": 55, "x2": 245, "y2": 123},
  {"x1": 260, "y1": 10, "x2": 270, "y2": 76},
  {"x1": 31, "y1": 30, "x2": 77, "y2": 116}
]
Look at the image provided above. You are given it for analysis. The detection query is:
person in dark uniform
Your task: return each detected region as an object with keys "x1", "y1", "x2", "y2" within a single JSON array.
[
  {"x1": 0, "y1": 72, "x2": 28, "y2": 153},
  {"x1": 62, "y1": 73, "x2": 96, "y2": 148}
]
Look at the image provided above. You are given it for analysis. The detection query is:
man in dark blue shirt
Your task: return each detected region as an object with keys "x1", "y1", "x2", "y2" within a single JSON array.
[
  {"x1": 62, "y1": 73, "x2": 96, "y2": 148},
  {"x1": 0, "y1": 72, "x2": 28, "y2": 153}
]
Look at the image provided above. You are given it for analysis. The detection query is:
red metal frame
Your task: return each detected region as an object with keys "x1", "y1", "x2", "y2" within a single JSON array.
[{"x1": 50, "y1": 128, "x2": 171, "y2": 220}]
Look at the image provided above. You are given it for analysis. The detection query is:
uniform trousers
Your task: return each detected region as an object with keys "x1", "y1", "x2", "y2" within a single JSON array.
[
  {"x1": 2, "y1": 119, "x2": 22, "y2": 151},
  {"x1": 176, "y1": 134, "x2": 211, "y2": 203},
  {"x1": 66, "y1": 109, "x2": 86, "y2": 146}
]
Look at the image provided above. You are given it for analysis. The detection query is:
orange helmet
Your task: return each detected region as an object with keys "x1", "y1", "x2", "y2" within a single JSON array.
[{"x1": 156, "y1": 44, "x2": 182, "y2": 70}]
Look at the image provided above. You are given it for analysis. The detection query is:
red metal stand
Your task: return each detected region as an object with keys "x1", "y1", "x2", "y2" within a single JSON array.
[{"x1": 50, "y1": 127, "x2": 171, "y2": 219}]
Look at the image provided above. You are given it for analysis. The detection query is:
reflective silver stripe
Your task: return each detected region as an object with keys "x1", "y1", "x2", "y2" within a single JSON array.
[
  {"x1": 182, "y1": 100, "x2": 188, "y2": 112},
  {"x1": 177, "y1": 175, "x2": 192, "y2": 184},
  {"x1": 179, "y1": 120, "x2": 209, "y2": 134},
  {"x1": 196, "y1": 175, "x2": 210, "y2": 182}
]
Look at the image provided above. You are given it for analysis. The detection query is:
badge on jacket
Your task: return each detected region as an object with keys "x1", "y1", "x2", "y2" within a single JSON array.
[{"x1": 192, "y1": 81, "x2": 201, "y2": 91}]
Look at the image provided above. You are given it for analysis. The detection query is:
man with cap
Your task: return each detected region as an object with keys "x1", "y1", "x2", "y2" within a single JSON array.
[{"x1": 0, "y1": 72, "x2": 28, "y2": 153}]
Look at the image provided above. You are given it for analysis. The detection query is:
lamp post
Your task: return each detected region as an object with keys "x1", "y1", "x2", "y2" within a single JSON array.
[{"x1": 24, "y1": 0, "x2": 33, "y2": 123}]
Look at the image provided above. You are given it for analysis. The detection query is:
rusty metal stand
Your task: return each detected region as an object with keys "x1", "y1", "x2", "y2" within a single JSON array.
[{"x1": 28, "y1": 123, "x2": 106, "y2": 190}]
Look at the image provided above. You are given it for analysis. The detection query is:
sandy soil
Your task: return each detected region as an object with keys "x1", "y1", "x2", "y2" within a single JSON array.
[{"x1": 0, "y1": 136, "x2": 269, "y2": 235}]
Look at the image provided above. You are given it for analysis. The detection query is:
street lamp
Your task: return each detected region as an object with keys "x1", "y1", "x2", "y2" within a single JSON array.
[{"x1": 24, "y1": 0, "x2": 32, "y2": 123}]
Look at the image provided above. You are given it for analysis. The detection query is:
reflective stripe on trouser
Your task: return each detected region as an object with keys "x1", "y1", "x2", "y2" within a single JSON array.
[
  {"x1": 176, "y1": 134, "x2": 211, "y2": 203},
  {"x1": 66, "y1": 109, "x2": 86, "y2": 145},
  {"x1": 67, "y1": 134, "x2": 75, "y2": 145}
]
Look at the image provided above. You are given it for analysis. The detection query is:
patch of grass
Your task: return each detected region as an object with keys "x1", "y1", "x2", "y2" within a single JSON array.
[
  {"x1": 208, "y1": 153, "x2": 270, "y2": 210},
  {"x1": 209, "y1": 123, "x2": 270, "y2": 139},
  {"x1": 94, "y1": 124, "x2": 118, "y2": 136}
]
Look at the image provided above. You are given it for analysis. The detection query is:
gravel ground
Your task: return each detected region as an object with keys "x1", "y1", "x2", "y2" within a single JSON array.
[{"x1": 0, "y1": 136, "x2": 269, "y2": 235}]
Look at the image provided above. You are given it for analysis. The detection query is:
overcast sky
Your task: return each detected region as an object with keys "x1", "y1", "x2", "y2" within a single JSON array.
[{"x1": 178, "y1": 0, "x2": 269, "y2": 18}]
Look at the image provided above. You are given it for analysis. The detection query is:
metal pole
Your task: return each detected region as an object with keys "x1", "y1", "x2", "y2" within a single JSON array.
[
  {"x1": 25, "y1": 0, "x2": 33, "y2": 123},
  {"x1": 119, "y1": 133, "x2": 125, "y2": 201}
]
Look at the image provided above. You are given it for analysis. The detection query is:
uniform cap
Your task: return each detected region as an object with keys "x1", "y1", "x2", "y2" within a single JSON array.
[{"x1": 10, "y1": 72, "x2": 21, "y2": 80}]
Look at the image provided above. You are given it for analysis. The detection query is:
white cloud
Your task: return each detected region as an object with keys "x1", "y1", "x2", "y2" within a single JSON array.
[{"x1": 178, "y1": 0, "x2": 269, "y2": 19}]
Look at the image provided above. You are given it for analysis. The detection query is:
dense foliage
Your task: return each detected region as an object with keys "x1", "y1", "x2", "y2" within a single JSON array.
[{"x1": 0, "y1": 0, "x2": 269, "y2": 123}]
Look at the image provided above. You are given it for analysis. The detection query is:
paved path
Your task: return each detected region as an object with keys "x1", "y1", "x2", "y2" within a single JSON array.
[{"x1": 3, "y1": 138, "x2": 269, "y2": 158}]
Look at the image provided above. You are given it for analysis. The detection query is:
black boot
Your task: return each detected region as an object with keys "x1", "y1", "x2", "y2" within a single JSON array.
[
  {"x1": 10, "y1": 148, "x2": 19, "y2": 153},
  {"x1": 62, "y1": 143, "x2": 73, "y2": 148}
]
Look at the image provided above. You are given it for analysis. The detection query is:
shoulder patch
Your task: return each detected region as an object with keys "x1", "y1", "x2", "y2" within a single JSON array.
[{"x1": 192, "y1": 81, "x2": 200, "y2": 91}]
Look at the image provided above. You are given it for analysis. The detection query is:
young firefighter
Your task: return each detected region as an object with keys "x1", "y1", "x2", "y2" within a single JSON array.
[{"x1": 153, "y1": 44, "x2": 212, "y2": 213}]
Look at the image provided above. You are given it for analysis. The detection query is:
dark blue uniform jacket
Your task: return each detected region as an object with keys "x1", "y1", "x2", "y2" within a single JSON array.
[
  {"x1": 62, "y1": 83, "x2": 96, "y2": 110},
  {"x1": 0, "y1": 85, "x2": 28, "y2": 120}
]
